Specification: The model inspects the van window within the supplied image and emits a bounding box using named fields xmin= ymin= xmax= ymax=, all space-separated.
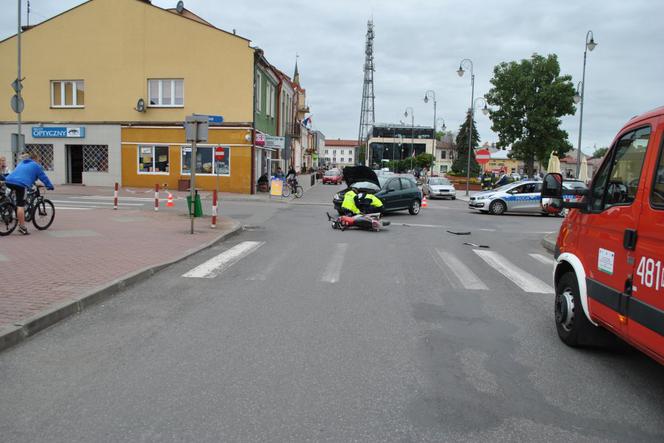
xmin=652 ymin=140 xmax=664 ymax=209
xmin=591 ymin=126 xmax=651 ymax=211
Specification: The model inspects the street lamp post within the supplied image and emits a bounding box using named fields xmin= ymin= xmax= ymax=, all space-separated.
xmin=404 ymin=107 xmax=415 ymax=171
xmin=424 ymin=90 xmax=436 ymax=177
xmin=576 ymin=30 xmax=597 ymax=177
xmin=457 ymin=59 xmax=475 ymax=196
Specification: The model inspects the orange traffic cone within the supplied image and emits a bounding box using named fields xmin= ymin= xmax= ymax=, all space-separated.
xmin=166 ymin=192 xmax=175 ymax=207
xmin=422 ymin=196 xmax=428 ymax=208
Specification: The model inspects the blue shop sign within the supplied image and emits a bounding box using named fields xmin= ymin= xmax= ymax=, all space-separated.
xmin=32 ymin=126 xmax=86 ymax=138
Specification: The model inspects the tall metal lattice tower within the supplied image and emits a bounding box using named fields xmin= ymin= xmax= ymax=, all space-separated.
xmin=357 ymin=20 xmax=375 ymax=166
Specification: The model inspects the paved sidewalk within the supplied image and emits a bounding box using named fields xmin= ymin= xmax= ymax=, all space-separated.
xmin=0 ymin=207 xmax=240 ymax=351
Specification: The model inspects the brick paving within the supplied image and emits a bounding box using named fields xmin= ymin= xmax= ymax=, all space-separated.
xmin=0 ymin=207 xmax=237 ymax=331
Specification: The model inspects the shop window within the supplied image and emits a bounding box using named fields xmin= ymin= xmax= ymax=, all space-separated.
xmin=138 ymin=146 xmax=169 ymax=173
xmin=51 ymin=80 xmax=84 ymax=107
xmin=25 ymin=144 xmax=54 ymax=171
xmin=181 ymin=146 xmax=230 ymax=176
xmin=148 ymin=79 xmax=184 ymax=107
xmin=82 ymin=145 xmax=109 ymax=172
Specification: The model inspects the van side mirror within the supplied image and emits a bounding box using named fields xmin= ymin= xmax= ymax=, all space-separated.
xmin=541 ymin=173 xmax=564 ymax=214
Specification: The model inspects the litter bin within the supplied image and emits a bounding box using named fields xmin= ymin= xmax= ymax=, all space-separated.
xmin=186 ymin=191 xmax=203 ymax=217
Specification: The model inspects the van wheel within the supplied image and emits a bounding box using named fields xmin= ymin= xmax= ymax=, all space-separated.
xmin=555 ymin=272 xmax=609 ymax=347
xmin=489 ymin=200 xmax=506 ymax=215
xmin=409 ymin=199 xmax=421 ymax=215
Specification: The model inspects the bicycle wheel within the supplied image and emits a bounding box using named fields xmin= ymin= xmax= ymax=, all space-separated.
xmin=32 ymin=198 xmax=55 ymax=230
xmin=294 ymin=186 xmax=304 ymax=198
xmin=282 ymin=185 xmax=292 ymax=198
xmin=0 ymin=202 xmax=17 ymax=236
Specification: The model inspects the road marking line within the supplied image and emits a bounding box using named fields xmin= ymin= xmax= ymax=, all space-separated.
xmin=474 ymin=250 xmax=554 ymax=294
xmin=434 ymin=249 xmax=489 ymax=290
xmin=529 ymin=253 xmax=555 ymax=266
xmin=479 ymin=228 xmax=496 ymax=232
xmin=183 ymin=241 xmax=264 ymax=279
xmin=50 ymin=200 xmax=145 ymax=207
xmin=321 ymin=243 xmax=347 ymax=283
xmin=55 ymin=206 xmax=95 ymax=210
xmin=71 ymin=196 xmax=175 ymax=202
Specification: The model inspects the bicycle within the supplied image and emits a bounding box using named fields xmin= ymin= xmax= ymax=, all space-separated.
xmin=7 ymin=185 xmax=56 ymax=231
xmin=0 ymin=181 xmax=17 ymax=236
xmin=282 ymin=178 xmax=304 ymax=198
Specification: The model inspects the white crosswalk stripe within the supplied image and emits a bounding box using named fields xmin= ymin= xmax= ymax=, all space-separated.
xmin=529 ymin=253 xmax=555 ymax=267
xmin=183 ymin=241 xmax=264 ymax=279
xmin=320 ymin=243 xmax=348 ymax=283
xmin=432 ymin=248 xmax=489 ymax=290
xmin=474 ymin=250 xmax=554 ymax=294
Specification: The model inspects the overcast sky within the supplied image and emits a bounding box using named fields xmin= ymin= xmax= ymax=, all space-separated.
xmin=2 ymin=0 xmax=663 ymax=154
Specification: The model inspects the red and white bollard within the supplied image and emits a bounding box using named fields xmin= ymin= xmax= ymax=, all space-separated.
xmin=114 ymin=182 xmax=119 ymax=210
xmin=211 ymin=190 xmax=218 ymax=228
xmin=154 ymin=184 xmax=160 ymax=211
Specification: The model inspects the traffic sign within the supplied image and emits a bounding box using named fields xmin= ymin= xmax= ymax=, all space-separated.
xmin=207 ymin=115 xmax=223 ymax=124
xmin=10 ymin=94 xmax=24 ymax=113
xmin=475 ymin=148 xmax=491 ymax=165
xmin=215 ymin=146 xmax=225 ymax=160
xmin=11 ymin=79 xmax=22 ymax=93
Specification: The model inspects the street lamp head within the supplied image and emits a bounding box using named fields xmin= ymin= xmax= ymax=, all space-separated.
xmin=441 ymin=123 xmax=446 ymax=131
xmin=482 ymin=105 xmax=489 ymax=116
xmin=573 ymin=93 xmax=582 ymax=104
xmin=457 ymin=66 xmax=465 ymax=77
xmin=404 ymin=111 xmax=408 ymax=118
xmin=587 ymin=37 xmax=597 ymax=51
xmin=423 ymin=95 xmax=429 ymax=104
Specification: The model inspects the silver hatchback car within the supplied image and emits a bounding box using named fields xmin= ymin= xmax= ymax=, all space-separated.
xmin=468 ymin=180 xmax=544 ymax=215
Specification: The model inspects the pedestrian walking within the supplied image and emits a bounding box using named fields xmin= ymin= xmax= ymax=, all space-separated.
xmin=0 ymin=155 xmax=9 ymax=179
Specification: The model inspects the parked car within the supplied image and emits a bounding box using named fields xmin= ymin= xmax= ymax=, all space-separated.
xmin=423 ymin=177 xmax=456 ymax=199
xmin=333 ymin=166 xmax=422 ymax=215
xmin=322 ymin=169 xmax=343 ymax=185
xmin=540 ymin=105 xmax=664 ymax=365
xmin=468 ymin=180 xmax=544 ymax=215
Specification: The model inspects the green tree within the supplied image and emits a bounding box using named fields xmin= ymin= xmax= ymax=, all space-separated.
xmin=485 ymin=53 xmax=576 ymax=176
xmin=592 ymin=146 xmax=609 ymax=158
xmin=452 ymin=111 xmax=481 ymax=176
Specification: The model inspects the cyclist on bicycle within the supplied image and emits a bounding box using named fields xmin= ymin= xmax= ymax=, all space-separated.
xmin=5 ymin=152 xmax=54 ymax=235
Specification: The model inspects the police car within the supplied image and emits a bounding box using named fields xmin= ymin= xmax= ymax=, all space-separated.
xmin=469 ymin=180 xmax=545 ymax=215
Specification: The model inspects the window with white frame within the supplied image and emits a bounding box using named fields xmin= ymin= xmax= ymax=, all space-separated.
xmin=256 ymin=72 xmax=262 ymax=113
xmin=51 ymin=80 xmax=84 ymax=107
xmin=138 ymin=146 xmax=169 ymax=173
xmin=181 ymin=146 xmax=230 ymax=175
xmin=148 ymin=79 xmax=184 ymax=107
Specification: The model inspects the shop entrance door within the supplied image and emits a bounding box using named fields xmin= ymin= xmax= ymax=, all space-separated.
xmin=66 ymin=145 xmax=83 ymax=184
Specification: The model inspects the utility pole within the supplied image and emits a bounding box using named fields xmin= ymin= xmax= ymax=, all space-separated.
xmin=16 ymin=0 xmax=23 ymax=165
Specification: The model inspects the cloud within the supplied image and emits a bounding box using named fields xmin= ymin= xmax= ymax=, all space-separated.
xmin=2 ymin=0 xmax=662 ymax=153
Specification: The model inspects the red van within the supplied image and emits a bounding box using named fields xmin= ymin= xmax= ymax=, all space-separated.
xmin=542 ymin=106 xmax=664 ymax=365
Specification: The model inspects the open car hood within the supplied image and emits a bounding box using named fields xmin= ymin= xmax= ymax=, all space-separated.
xmin=342 ymin=166 xmax=380 ymax=188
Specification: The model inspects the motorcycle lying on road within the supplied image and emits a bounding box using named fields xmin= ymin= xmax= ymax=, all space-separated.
xmin=326 ymin=212 xmax=390 ymax=232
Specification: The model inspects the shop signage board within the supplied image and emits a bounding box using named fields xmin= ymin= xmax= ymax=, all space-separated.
xmin=32 ymin=126 xmax=86 ymax=138
xmin=255 ymin=133 xmax=266 ymax=147
xmin=264 ymin=135 xmax=285 ymax=150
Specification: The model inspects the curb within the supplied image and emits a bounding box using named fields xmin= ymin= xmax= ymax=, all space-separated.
xmin=541 ymin=232 xmax=557 ymax=255
xmin=0 ymin=220 xmax=243 ymax=354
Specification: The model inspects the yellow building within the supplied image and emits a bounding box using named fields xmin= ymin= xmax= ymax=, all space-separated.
xmin=0 ymin=0 xmax=255 ymax=192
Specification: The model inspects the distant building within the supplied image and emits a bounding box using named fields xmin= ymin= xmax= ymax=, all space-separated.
xmin=435 ymin=134 xmax=455 ymax=174
xmin=367 ymin=123 xmax=435 ymax=170
xmin=324 ymin=139 xmax=357 ymax=168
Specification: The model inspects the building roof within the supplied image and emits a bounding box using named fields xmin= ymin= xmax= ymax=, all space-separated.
xmin=0 ymin=0 xmax=251 ymax=45
xmin=325 ymin=139 xmax=358 ymax=147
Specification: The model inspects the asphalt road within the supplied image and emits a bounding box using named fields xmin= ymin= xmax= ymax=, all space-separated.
xmin=2 ymin=183 xmax=663 ymax=442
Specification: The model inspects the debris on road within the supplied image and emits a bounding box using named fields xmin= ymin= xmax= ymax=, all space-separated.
xmin=447 ymin=230 xmax=471 ymax=235
xmin=463 ymin=242 xmax=490 ymax=249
